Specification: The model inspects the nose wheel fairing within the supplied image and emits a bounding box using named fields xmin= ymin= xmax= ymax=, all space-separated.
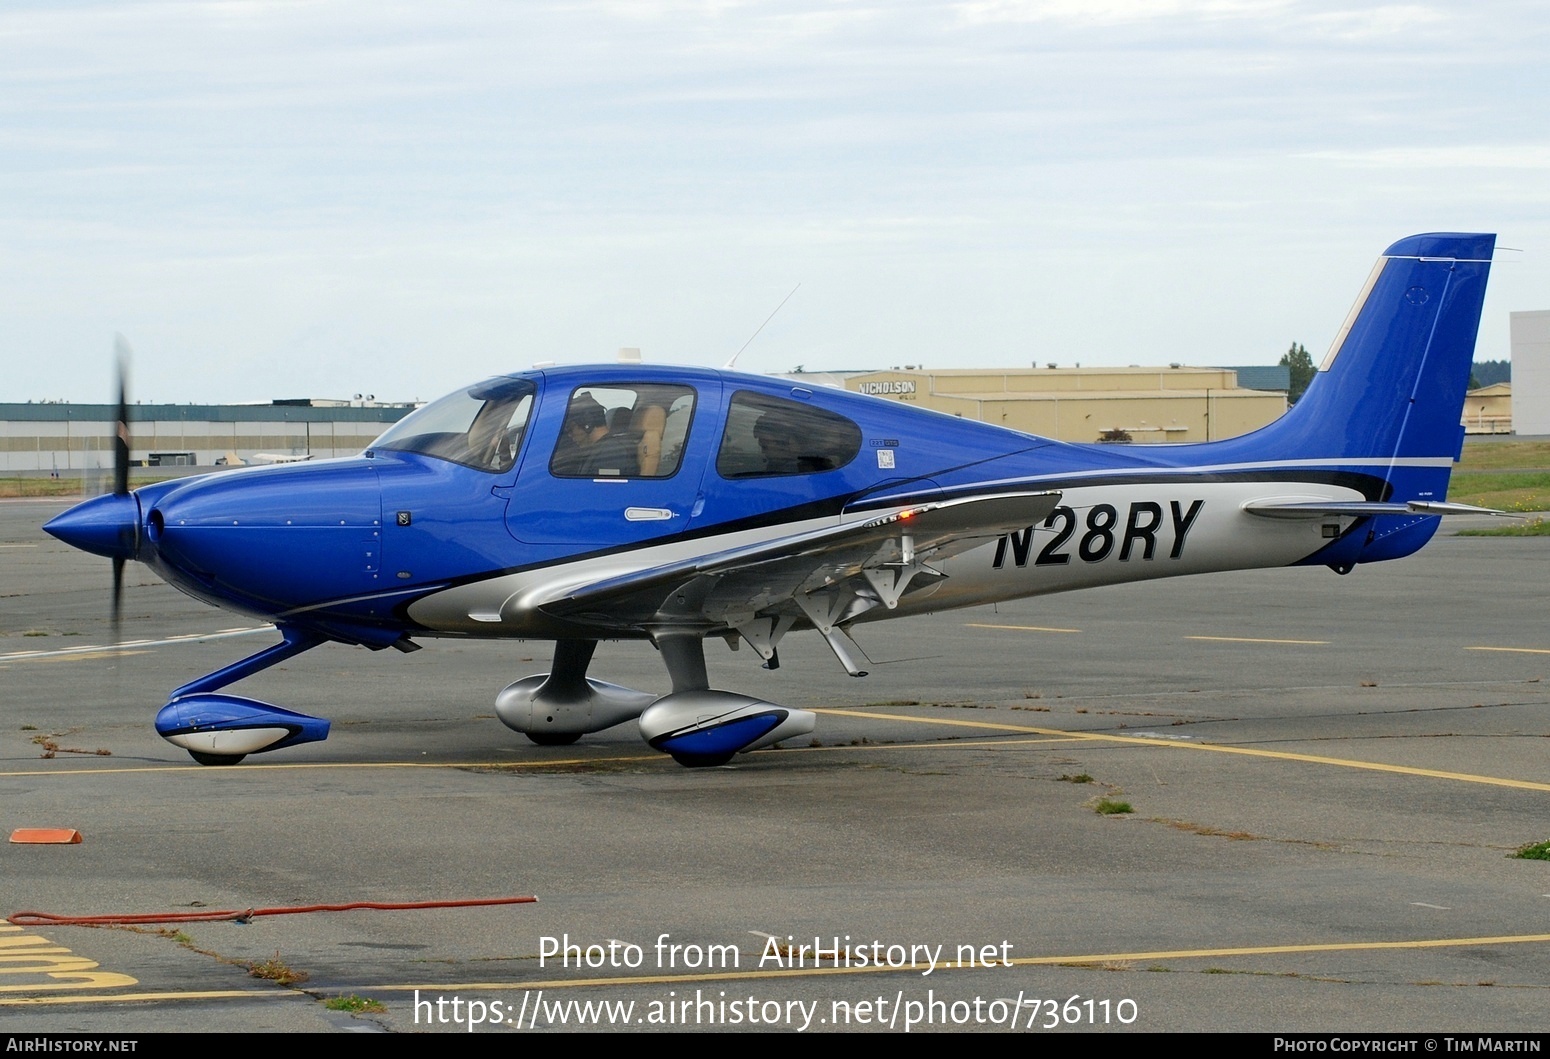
xmin=155 ymin=625 xmax=333 ymax=765
xmin=156 ymin=695 xmax=332 ymax=762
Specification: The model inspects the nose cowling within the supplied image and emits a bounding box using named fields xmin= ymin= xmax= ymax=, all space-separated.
xmin=43 ymin=492 xmax=141 ymax=561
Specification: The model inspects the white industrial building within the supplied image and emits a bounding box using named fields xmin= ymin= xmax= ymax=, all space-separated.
xmin=0 ymin=401 xmax=414 ymax=473
xmin=1511 ymin=311 xmax=1550 ymax=436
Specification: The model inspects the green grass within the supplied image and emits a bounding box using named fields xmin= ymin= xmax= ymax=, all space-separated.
xmin=1513 ymin=840 xmax=1550 ymax=861
xmin=1448 ymin=442 xmax=1550 ymax=512
xmin=1094 ymin=798 xmax=1133 ymax=815
xmin=1446 ymin=471 xmax=1550 ymax=512
xmin=1459 ymin=440 xmax=1550 ymax=472
xmin=1457 ymin=518 xmax=1550 ymax=538
xmin=325 ymin=995 xmax=386 ymax=1013
xmin=0 ymin=476 xmax=164 ymax=499
xmin=247 ymin=952 xmax=309 ymax=986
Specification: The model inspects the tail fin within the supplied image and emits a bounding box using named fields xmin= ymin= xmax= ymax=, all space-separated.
xmin=1244 ymin=232 xmax=1494 ymax=463
xmin=1220 ymin=233 xmax=1495 ymax=566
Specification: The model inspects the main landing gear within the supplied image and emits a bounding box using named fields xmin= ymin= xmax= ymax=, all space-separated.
xmin=496 ymin=634 xmax=816 ymax=767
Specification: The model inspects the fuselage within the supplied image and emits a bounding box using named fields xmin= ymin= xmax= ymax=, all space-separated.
xmin=67 ymin=363 xmax=1425 ymax=648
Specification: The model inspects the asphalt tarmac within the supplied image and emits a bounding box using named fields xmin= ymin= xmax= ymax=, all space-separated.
xmin=3 ymin=497 xmax=1549 ymax=1034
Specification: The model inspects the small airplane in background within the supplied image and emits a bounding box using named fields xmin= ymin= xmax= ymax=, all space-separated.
xmin=46 ymin=233 xmax=1499 ymax=768
xmin=217 ymin=452 xmax=315 ymax=467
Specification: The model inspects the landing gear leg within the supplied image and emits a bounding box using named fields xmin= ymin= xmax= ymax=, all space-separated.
xmin=522 ymin=640 xmax=597 ymax=745
xmin=655 ymin=633 xmax=710 ymax=694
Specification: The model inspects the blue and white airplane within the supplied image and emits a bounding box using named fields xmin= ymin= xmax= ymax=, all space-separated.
xmin=46 ymin=232 xmax=1497 ymax=768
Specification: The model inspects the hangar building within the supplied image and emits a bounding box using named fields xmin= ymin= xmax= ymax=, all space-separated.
xmin=0 ymin=400 xmax=413 ymax=474
xmin=831 ymin=365 xmax=1289 ymax=444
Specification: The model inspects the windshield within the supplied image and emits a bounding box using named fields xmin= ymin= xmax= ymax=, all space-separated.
xmin=371 ymin=377 xmax=536 ymax=473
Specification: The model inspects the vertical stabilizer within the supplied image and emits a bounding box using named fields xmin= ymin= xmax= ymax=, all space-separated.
xmin=1201 ymin=234 xmax=1494 ymax=566
xmin=1241 ymin=232 xmax=1494 ymax=463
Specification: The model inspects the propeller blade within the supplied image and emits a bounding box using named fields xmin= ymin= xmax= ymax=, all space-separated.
xmin=113 ymin=335 xmax=132 ymax=497
xmin=110 ymin=336 xmax=134 ymax=653
xmin=112 ymin=555 xmax=125 ymax=646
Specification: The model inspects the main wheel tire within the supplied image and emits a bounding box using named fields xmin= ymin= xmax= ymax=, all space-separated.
xmin=670 ymin=751 xmax=734 ymax=768
xmin=526 ymin=731 xmax=582 ymax=746
xmin=189 ymin=751 xmax=246 ymax=766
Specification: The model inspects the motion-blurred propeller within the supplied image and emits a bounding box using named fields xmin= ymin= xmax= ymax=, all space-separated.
xmin=111 ymin=334 xmax=132 ymax=640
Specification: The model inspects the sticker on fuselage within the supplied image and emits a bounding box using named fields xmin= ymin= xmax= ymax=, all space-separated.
xmin=992 ymin=500 xmax=1205 ymax=569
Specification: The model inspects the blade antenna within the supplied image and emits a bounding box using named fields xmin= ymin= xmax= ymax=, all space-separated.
xmin=723 ymin=283 xmax=800 ymax=370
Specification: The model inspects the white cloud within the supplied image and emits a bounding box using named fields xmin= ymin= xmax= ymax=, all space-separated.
xmin=953 ymin=0 xmax=1292 ymax=26
xmin=1300 ymin=145 xmax=1550 ymax=170
xmin=0 ymin=0 xmax=1545 ymax=401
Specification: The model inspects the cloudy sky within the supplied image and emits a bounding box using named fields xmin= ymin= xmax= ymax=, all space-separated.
xmin=1 ymin=0 xmax=1545 ymax=404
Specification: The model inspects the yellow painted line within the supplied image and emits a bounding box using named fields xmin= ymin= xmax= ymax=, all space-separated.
xmin=0 ymin=925 xmax=137 ymax=996
xmin=0 ymin=977 xmax=139 ymax=995
xmin=966 ymin=623 xmax=1081 ymax=634
xmin=1186 ymin=636 xmax=1329 ymax=646
xmin=1014 ymin=932 xmax=1550 ymax=965
xmin=9 ymin=708 xmax=1545 ymax=795
xmin=798 ymin=735 xmax=1080 ymax=751
xmin=2 ymin=738 xmax=1083 ymax=780
xmin=0 ymin=756 xmax=664 ymax=779
xmin=816 ymin=709 xmax=1550 ymax=793
xmin=0 ymin=989 xmax=286 ymax=1007
xmin=23 ymin=650 xmax=151 ymax=664
xmin=1468 ymin=646 xmax=1550 ymax=656
xmin=12 ymin=932 xmax=1550 ymax=1005
xmin=366 ymin=931 xmax=1550 ymax=993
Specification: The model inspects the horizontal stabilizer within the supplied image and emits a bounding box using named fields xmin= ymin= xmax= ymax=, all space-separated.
xmin=1242 ymin=498 xmax=1504 ymax=519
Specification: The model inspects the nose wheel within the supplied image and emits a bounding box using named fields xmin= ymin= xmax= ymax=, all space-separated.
xmin=525 ymin=732 xmax=582 ymax=746
xmin=188 ymin=751 xmax=247 ymax=767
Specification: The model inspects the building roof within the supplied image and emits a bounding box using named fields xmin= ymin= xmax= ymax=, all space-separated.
xmin=0 ymin=402 xmax=414 ymax=424
xmin=1217 ymin=365 xmax=1291 ymax=392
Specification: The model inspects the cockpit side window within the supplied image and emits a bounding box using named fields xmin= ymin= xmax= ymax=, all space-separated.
xmin=550 ymin=384 xmax=696 ymax=479
xmin=371 ymin=378 xmax=535 ymax=473
xmin=716 ymin=391 xmax=862 ymax=479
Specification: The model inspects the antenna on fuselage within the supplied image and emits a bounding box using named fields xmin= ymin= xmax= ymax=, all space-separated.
xmin=723 ymin=284 xmax=800 ymax=370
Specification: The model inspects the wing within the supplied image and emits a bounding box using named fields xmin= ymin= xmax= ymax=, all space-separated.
xmin=538 ymin=490 xmax=1062 ymax=649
